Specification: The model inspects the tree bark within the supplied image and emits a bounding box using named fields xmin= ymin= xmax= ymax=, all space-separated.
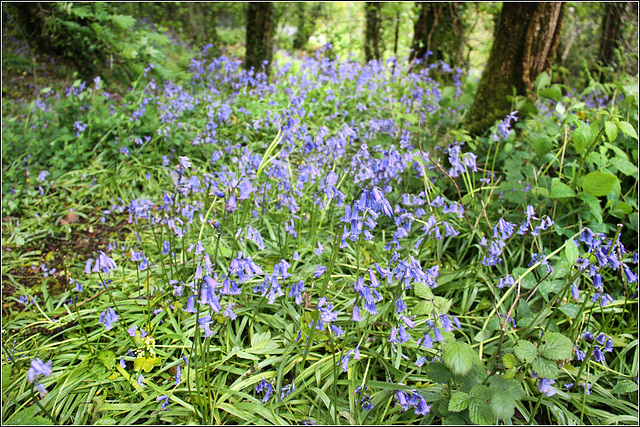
xmin=364 ymin=2 xmax=382 ymax=62
xmin=408 ymin=2 xmax=467 ymax=68
xmin=598 ymin=2 xmax=628 ymax=79
xmin=245 ymin=2 xmax=274 ymax=76
xmin=466 ymin=2 xmax=565 ymax=135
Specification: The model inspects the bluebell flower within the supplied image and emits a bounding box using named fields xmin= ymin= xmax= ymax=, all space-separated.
xmin=537 ymin=378 xmax=557 ymax=397
xmin=99 ymin=307 xmax=119 ymax=330
xmin=93 ymin=251 xmax=117 ymax=275
xmin=137 ymin=373 xmax=146 ymax=388
xmin=175 ymin=364 xmax=181 ymax=385
xmin=352 ymin=305 xmax=362 ymax=321
xmin=313 ymin=265 xmax=326 ymax=278
xmin=119 ymin=358 xmax=126 ymax=369
xmin=255 ymin=378 xmax=274 ymax=403
xmin=27 ymin=358 xmax=52 ymax=383
xmin=415 ymin=356 xmax=427 ymax=367
xmin=157 ymin=395 xmax=170 ymax=409
xmin=570 ymin=285 xmax=580 ymax=301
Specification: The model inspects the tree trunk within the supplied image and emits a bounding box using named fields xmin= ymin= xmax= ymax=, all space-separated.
xmin=466 ymin=3 xmax=565 ymax=136
xmin=245 ymin=2 xmax=274 ymax=76
xmin=597 ymin=2 xmax=628 ymax=80
xmin=364 ymin=2 xmax=382 ymax=62
xmin=408 ymin=2 xmax=467 ymax=67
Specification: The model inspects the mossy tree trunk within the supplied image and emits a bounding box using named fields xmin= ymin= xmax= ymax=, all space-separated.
xmin=245 ymin=2 xmax=274 ymax=77
xmin=364 ymin=2 xmax=382 ymax=62
xmin=466 ymin=2 xmax=565 ymax=136
xmin=408 ymin=2 xmax=468 ymax=68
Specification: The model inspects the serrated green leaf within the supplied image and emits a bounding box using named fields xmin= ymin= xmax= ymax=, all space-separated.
xmin=605 ymin=120 xmax=618 ymax=142
xmin=5 ymin=406 xmax=50 ymax=425
xmin=414 ymin=282 xmax=434 ymax=300
xmin=534 ymin=135 xmax=553 ymax=157
xmin=531 ymin=357 xmax=558 ymax=379
xmin=540 ymin=331 xmax=573 ymax=360
xmin=448 ymin=392 xmax=470 ymax=412
xmin=488 ymin=376 xmax=525 ymax=400
xmin=581 ymin=171 xmax=618 ymax=197
xmin=504 ymin=366 xmax=517 ymax=379
xmin=490 ymin=392 xmax=516 ymax=421
xmin=550 ymin=178 xmax=575 ymax=198
xmin=573 ymin=122 xmax=593 ymax=152
xmin=426 ymin=362 xmax=452 ymax=383
xmin=611 ymin=157 xmax=638 ymax=176
xmin=612 ymin=380 xmax=639 ymax=394
xmin=617 ymin=121 xmax=638 ymax=139
xmin=470 ymin=384 xmax=492 ymax=401
xmin=469 ymin=400 xmax=494 ymax=425
xmin=443 ymin=341 xmax=474 ymax=377
xmin=514 ymin=340 xmax=538 ymax=363
xmin=111 ymin=14 xmax=136 ymax=29
xmin=413 ymin=300 xmax=434 ymax=315
xmin=503 ymin=353 xmax=516 ymax=369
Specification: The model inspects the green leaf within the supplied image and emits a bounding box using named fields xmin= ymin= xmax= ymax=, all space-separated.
xmin=540 ymin=86 xmax=562 ymax=102
xmin=111 ymin=14 xmax=136 ymax=29
xmin=443 ymin=341 xmax=475 ymax=377
xmin=490 ymin=392 xmax=516 ymax=421
xmin=610 ymin=201 xmax=633 ymax=219
xmin=534 ymin=135 xmax=553 ymax=157
xmin=617 ymin=121 xmax=638 ymax=139
xmin=531 ymin=357 xmax=559 ymax=379
xmin=97 ymin=350 xmax=116 ymax=370
xmin=611 ymin=157 xmax=638 ymax=176
xmin=5 ymin=406 xmax=50 ymax=425
xmin=578 ymin=193 xmax=602 ymax=223
xmin=426 ymin=362 xmax=452 ymax=383
xmin=469 ymin=400 xmax=494 ymax=425
xmin=540 ymin=331 xmax=573 ymax=360
xmin=558 ymin=303 xmax=580 ymax=318
xmin=535 ymin=71 xmax=551 ymax=91
xmin=487 ymin=376 xmax=524 ymax=400
xmin=604 ymin=120 xmax=619 ymax=142
xmin=414 ymin=282 xmax=434 ymax=300
xmin=612 ymin=380 xmax=639 ymax=394
xmin=573 ymin=122 xmax=593 ymax=152
xmin=133 ymin=356 xmax=162 ymax=373
xmin=503 ymin=354 xmax=516 ymax=369
xmin=564 ymin=239 xmax=579 ymax=265
xmin=514 ymin=340 xmax=538 ymax=363
xmin=550 ymin=178 xmax=575 ymax=198
xmin=504 ymin=366 xmax=517 ymax=379
xmin=448 ymin=392 xmax=471 ymax=412
xmin=2 ymin=365 xmax=11 ymax=388
xmin=413 ymin=300 xmax=434 ymax=315
xmin=581 ymin=171 xmax=618 ymax=197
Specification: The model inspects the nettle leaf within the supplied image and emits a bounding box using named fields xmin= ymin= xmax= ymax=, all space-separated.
xmin=414 ymin=282 xmax=434 ymax=300
xmin=581 ymin=171 xmax=618 ymax=197
xmin=550 ymin=178 xmax=575 ymax=198
xmin=604 ymin=120 xmax=619 ymax=143
xmin=443 ymin=341 xmax=475 ymax=377
xmin=540 ymin=331 xmax=573 ymax=360
xmin=514 ymin=340 xmax=538 ymax=363
xmin=490 ymin=392 xmax=516 ymax=421
xmin=572 ymin=122 xmax=593 ymax=152
xmin=426 ymin=362 xmax=452 ymax=383
xmin=448 ymin=391 xmax=471 ymax=412
xmin=531 ymin=357 xmax=558 ymax=379
xmin=617 ymin=121 xmax=638 ymax=139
